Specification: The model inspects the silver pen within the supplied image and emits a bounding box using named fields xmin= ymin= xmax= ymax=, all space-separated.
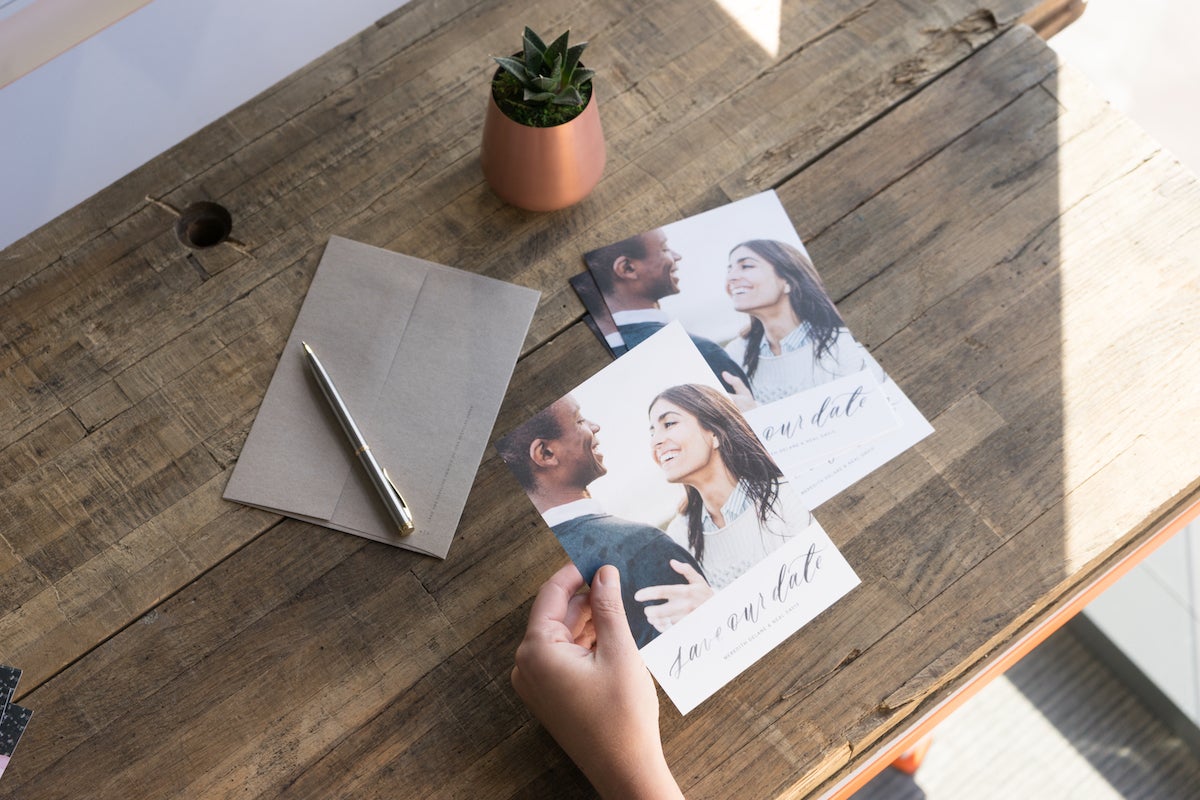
xmin=301 ymin=342 xmax=415 ymax=535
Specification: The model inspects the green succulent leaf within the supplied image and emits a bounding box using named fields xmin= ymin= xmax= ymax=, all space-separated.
xmin=544 ymin=30 xmax=570 ymax=68
xmin=493 ymin=55 xmax=530 ymax=83
xmin=523 ymin=26 xmax=547 ymax=52
xmin=563 ymin=42 xmax=587 ymax=75
xmin=552 ymin=87 xmax=584 ymax=106
xmin=522 ymin=31 xmax=544 ymax=74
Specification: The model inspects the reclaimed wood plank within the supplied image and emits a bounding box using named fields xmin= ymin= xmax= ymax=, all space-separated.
xmin=4 ymin=3 xmax=1196 ymax=799
xmin=0 ymin=0 xmax=1040 ymax=701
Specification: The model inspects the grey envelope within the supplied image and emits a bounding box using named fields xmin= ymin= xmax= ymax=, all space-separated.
xmin=223 ymin=236 xmax=539 ymax=558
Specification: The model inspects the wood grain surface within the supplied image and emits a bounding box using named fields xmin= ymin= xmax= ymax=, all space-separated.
xmin=2 ymin=0 xmax=1198 ymax=797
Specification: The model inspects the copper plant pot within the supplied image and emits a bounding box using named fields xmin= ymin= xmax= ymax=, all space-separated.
xmin=480 ymin=86 xmax=606 ymax=212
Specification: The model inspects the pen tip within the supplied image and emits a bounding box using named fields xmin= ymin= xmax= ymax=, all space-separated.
xmin=301 ymin=341 xmax=313 ymax=354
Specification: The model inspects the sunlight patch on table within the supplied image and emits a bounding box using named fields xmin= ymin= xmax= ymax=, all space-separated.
xmin=714 ymin=0 xmax=781 ymax=57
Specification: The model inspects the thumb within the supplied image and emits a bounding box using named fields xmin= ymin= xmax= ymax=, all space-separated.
xmin=590 ymin=565 xmax=638 ymax=661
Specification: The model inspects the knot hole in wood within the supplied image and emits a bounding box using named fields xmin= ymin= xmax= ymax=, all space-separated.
xmin=175 ymin=201 xmax=232 ymax=249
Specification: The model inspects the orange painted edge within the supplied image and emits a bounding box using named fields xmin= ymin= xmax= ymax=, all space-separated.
xmin=818 ymin=493 xmax=1200 ymax=800
xmin=889 ymin=733 xmax=933 ymax=775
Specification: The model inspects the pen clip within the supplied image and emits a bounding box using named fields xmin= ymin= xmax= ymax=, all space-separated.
xmin=382 ymin=467 xmax=416 ymax=535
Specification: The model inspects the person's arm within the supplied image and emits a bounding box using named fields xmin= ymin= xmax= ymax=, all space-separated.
xmin=512 ymin=564 xmax=684 ymax=800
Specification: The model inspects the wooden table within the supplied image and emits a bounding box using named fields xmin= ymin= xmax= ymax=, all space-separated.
xmin=3 ymin=1 xmax=1199 ymax=797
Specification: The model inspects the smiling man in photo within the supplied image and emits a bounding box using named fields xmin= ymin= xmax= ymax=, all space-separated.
xmin=497 ymin=394 xmax=709 ymax=647
xmin=586 ymin=229 xmax=751 ymax=396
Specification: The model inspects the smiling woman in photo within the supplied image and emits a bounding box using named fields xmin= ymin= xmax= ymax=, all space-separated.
xmin=633 ymin=384 xmax=813 ymax=630
xmin=723 ymin=239 xmax=882 ymax=403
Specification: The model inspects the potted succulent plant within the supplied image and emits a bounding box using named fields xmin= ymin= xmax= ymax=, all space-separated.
xmin=480 ymin=27 xmax=606 ymax=212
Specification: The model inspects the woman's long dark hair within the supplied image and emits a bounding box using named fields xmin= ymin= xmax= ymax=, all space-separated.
xmin=731 ymin=240 xmax=845 ymax=379
xmin=648 ymin=384 xmax=782 ymax=563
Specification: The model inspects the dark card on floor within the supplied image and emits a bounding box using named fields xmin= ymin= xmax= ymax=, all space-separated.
xmin=0 ymin=702 xmax=33 ymax=779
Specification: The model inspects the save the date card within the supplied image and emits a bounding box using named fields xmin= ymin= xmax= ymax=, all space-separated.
xmin=581 ymin=190 xmax=932 ymax=507
xmin=497 ymin=324 xmax=859 ymax=713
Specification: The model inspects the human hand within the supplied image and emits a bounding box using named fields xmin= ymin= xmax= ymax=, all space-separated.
xmin=512 ymin=563 xmax=684 ymax=800
xmin=634 ymin=559 xmax=715 ymax=632
xmin=723 ymin=372 xmax=757 ymax=411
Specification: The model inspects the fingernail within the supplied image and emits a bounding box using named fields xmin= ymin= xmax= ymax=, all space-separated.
xmin=596 ymin=564 xmax=618 ymax=586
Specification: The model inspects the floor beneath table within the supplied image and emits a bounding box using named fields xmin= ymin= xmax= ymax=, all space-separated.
xmin=854 ymin=623 xmax=1200 ymax=799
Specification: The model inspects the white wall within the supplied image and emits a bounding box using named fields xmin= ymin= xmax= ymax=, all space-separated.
xmin=0 ymin=0 xmax=156 ymax=87
xmin=0 ymin=0 xmax=411 ymax=250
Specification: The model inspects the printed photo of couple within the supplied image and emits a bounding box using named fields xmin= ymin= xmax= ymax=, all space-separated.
xmin=579 ymin=190 xmax=887 ymax=411
xmin=496 ymin=325 xmax=817 ymax=649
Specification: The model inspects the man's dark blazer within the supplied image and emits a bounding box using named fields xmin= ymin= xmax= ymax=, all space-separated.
xmin=553 ymin=513 xmax=706 ymax=648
